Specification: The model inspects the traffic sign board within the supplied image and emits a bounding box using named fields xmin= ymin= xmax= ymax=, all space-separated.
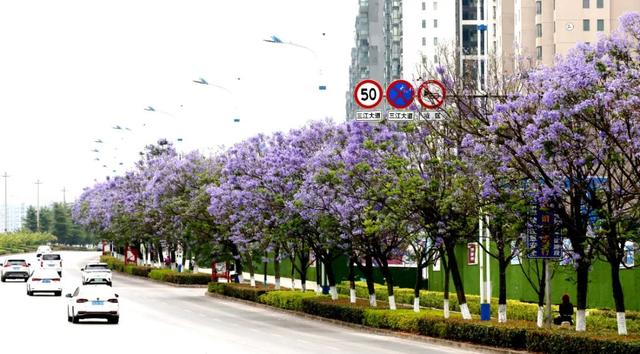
xmin=386 ymin=80 xmax=415 ymax=109
xmin=417 ymin=80 xmax=446 ymax=109
xmin=354 ymin=80 xmax=383 ymax=109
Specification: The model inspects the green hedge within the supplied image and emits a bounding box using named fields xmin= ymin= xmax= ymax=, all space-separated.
xmin=206 ymin=283 xmax=640 ymax=353
xmin=147 ymin=269 xmax=210 ymax=284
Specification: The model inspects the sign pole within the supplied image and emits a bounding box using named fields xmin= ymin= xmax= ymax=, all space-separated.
xmin=545 ymin=259 xmax=551 ymax=328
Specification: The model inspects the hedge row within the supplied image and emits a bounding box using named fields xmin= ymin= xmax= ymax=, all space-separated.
xmin=336 ymin=281 xmax=640 ymax=333
xmin=207 ymin=283 xmax=640 ymax=354
xmin=100 ymin=255 xmax=209 ymax=284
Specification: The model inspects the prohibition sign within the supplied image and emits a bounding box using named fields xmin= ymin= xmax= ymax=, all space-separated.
xmin=386 ymin=80 xmax=415 ymax=109
xmin=354 ymin=79 xmax=383 ymax=109
xmin=417 ymin=80 xmax=446 ymax=109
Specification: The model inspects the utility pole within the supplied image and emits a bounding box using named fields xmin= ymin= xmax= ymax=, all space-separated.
xmin=61 ymin=187 xmax=66 ymax=205
xmin=2 ymin=172 xmax=8 ymax=232
xmin=35 ymin=179 xmax=43 ymax=232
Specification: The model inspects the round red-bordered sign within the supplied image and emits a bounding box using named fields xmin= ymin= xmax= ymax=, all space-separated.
xmin=417 ymin=80 xmax=446 ymax=109
xmin=354 ymin=79 xmax=383 ymax=109
xmin=385 ymin=80 xmax=415 ymax=109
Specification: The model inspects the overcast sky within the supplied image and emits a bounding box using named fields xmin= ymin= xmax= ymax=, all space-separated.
xmin=0 ymin=0 xmax=358 ymax=207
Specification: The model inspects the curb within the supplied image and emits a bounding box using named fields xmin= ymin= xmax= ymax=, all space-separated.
xmin=112 ymin=270 xmax=208 ymax=288
xmin=204 ymin=292 xmax=528 ymax=354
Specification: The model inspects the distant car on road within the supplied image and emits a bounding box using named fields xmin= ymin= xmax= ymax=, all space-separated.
xmin=1 ymin=258 xmax=31 ymax=282
xmin=26 ymin=269 xmax=62 ymax=296
xmin=66 ymin=285 xmax=119 ymax=324
xmin=81 ymin=262 xmax=112 ymax=286
xmin=40 ymin=253 xmax=63 ymax=276
xmin=35 ymin=245 xmax=52 ymax=260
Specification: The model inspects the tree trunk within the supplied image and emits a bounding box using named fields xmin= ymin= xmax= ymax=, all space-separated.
xmin=498 ymin=252 xmax=508 ymax=323
xmin=246 ymin=252 xmax=255 ymax=287
xmin=157 ymin=242 xmax=164 ymax=267
xmin=446 ymin=242 xmax=471 ymax=319
xmin=263 ymin=251 xmax=268 ymax=289
xmin=274 ymin=249 xmax=281 ymax=290
xmin=575 ymin=260 xmax=589 ymax=331
xmin=348 ymin=255 xmax=357 ymax=303
xmin=316 ymin=255 xmax=323 ymax=294
xmin=325 ymin=258 xmax=338 ymax=300
xmin=378 ymin=258 xmax=396 ymax=310
xmin=362 ymin=255 xmax=377 ymax=307
xmin=414 ymin=261 xmax=423 ymax=312
xmin=298 ymin=251 xmax=308 ymax=292
xmin=610 ymin=259 xmax=627 ymax=335
xmin=290 ymin=254 xmax=296 ymax=289
xmin=443 ymin=252 xmax=451 ymax=319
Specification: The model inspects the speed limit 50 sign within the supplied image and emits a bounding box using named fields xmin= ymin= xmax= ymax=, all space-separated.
xmin=354 ymin=79 xmax=383 ymax=109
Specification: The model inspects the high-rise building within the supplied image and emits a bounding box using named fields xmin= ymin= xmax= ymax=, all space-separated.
xmin=0 ymin=204 xmax=27 ymax=232
xmin=346 ymin=0 xmax=404 ymax=120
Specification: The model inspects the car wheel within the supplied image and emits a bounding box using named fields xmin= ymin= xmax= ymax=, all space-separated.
xmin=1 ymin=276 xmax=5 ymax=282
xmin=108 ymin=316 xmax=119 ymax=324
xmin=27 ymin=290 xmax=32 ymax=296
xmin=24 ymin=278 xmax=28 ymax=282
xmin=67 ymin=315 xmax=72 ymax=322
xmin=55 ymin=291 xmax=62 ymax=296
xmin=72 ymin=315 xmax=79 ymax=324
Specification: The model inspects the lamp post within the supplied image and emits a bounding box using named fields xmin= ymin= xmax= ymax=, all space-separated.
xmin=192 ymin=77 xmax=241 ymax=123
xmin=35 ymin=179 xmax=43 ymax=232
xmin=263 ymin=34 xmax=327 ymax=119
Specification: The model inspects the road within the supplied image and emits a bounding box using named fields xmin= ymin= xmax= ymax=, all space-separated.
xmin=0 ymin=251 xmax=483 ymax=354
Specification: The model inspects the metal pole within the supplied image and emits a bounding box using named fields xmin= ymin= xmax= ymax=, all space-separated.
xmin=2 ymin=172 xmax=8 ymax=232
xmin=35 ymin=179 xmax=43 ymax=232
xmin=479 ymin=212 xmax=485 ymax=304
xmin=61 ymin=187 xmax=66 ymax=205
xmin=545 ymin=259 xmax=552 ymax=328
xmin=485 ymin=215 xmax=491 ymax=300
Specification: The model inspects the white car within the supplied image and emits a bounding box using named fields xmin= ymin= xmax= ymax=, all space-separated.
xmin=26 ymin=269 xmax=62 ymax=296
xmin=1 ymin=258 xmax=31 ymax=282
xmin=66 ymin=285 xmax=119 ymax=324
xmin=40 ymin=253 xmax=63 ymax=276
xmin=81 ymin=263 xmax=112 ymax=286
xmin=35 ymin=245 xmax=52 ymax=260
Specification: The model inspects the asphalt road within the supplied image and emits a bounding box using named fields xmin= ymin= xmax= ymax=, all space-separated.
xmin=0 ymin=251 xmax=483 ymax=354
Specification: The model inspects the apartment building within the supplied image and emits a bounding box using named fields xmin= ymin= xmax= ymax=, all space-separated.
xmin=518 ymin=0 xmax=640 ymax=67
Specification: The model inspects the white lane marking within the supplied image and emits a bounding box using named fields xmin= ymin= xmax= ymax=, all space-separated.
xmin=296 ymin=338 xmax=311 ymax=345
xmin=184 ymin=309 xmax=193 ymax=313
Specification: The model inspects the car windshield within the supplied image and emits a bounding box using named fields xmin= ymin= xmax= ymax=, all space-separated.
xmin=42 ymin=254 xmax=61 ymax=260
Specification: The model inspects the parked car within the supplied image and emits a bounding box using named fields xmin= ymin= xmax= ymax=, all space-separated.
xmin=1 ymin=258 xmax=31 ymax=282
xmin=81 ymin=262 xmax=112 ymax=286
xmin=35 ymin=245 xmax=52 ymax=260
xmin=26 ymin=269 xmax=61 ymax=296
xmin=40 ymin=253 xmax=63 ymax=276
xmin=66 ymin=285 xmax=119 ymax=324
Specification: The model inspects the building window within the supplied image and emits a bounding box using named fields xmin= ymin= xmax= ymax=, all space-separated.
xmin=463 ymin=0 xmax=478 ymax=20
xmin=422 ymin=2 xmax=426 ymax=10
xmin=434 ymin=37 xmax=438 ymax=45
xmin=462 ymin=25 xmax=478 ymax=55
xmin=597 ymin=19 xmax=604 ymax=31
xmin=422 ymin=37 xmax=427 ymax=46
xmin=583 ymin=19 xmax=590 ymax=31
xmin=536 ymin=1 xmax=542 ymax=15
xmin=536 ymin=24 xmax=542 ymax=37
xmin=422 ymin=19 xmax=426 ymax=28
xmin=433 ymin=2 xmax=438 ymax=10
xmin=583 ymin=0 xmax=589 ymax=8
xmin=597 ymin=0 xmax=603 ymax=8
xmin=434 ymin=19 xmax=438 ymax=28
xmin=536 ymin=46 xmax=542 ymax=60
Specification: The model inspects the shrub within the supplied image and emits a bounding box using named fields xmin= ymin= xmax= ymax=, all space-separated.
xmin=301 ymin=297 xmax=365 ymax=325
xmin=208 ymin=282 xmax=272 ymax=302
xmin=258 ymin=291 xmax=318 ymax=311
xmin=163 ymin=272 xmax=211 ymax=285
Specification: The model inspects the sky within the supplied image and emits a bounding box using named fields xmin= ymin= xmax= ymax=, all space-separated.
xmin=0 ymin=0 xmax=359 ymax=207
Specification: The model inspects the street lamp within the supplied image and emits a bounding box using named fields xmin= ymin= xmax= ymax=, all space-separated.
xmin=263 ymin=34 xmax=327 ymax=118
xmin=192 ymin=77 xmax=241 ymax=123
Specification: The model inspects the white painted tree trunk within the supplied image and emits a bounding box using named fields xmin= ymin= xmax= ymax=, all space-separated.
xmin=274 ymin=278 xmax=280 ymax=290
xmin=617 ymin=312 xmax=628 ymax=335
xmin=388 ymin=295 xmax=397 ymax=310
xmin=413 ymin=297 xmax=420 ymax=312
xmin=291 ymin=278 xmax=296 ymax=289
xmin=460 ymin=303 xmax=472 ymax=320
xmin=250 ymin=275 xmax=256 ymax=287
xmin=330 ymin=286 xmax=338 ymax=300
xmin=350 ymin=289 xmax=357 ymax=303
xmin=443 ymin=299 xmax=450 ymax=319
xmin=237 ymin=274 xmax=243 ymax=283
xmin=301 ymin=283 xmax=306 ymax=292
xmin=369 ymin=294 xmax=377 ymax=307
xmin=576 ymin=310 xmax=586 ymax=331
xmin=537 ymin=306 xmax=543 ymax=328
xmin=315 ymin=284 xmax=323 ymax=295
xmin=498 ymin=304 xmax=507 ymax=323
